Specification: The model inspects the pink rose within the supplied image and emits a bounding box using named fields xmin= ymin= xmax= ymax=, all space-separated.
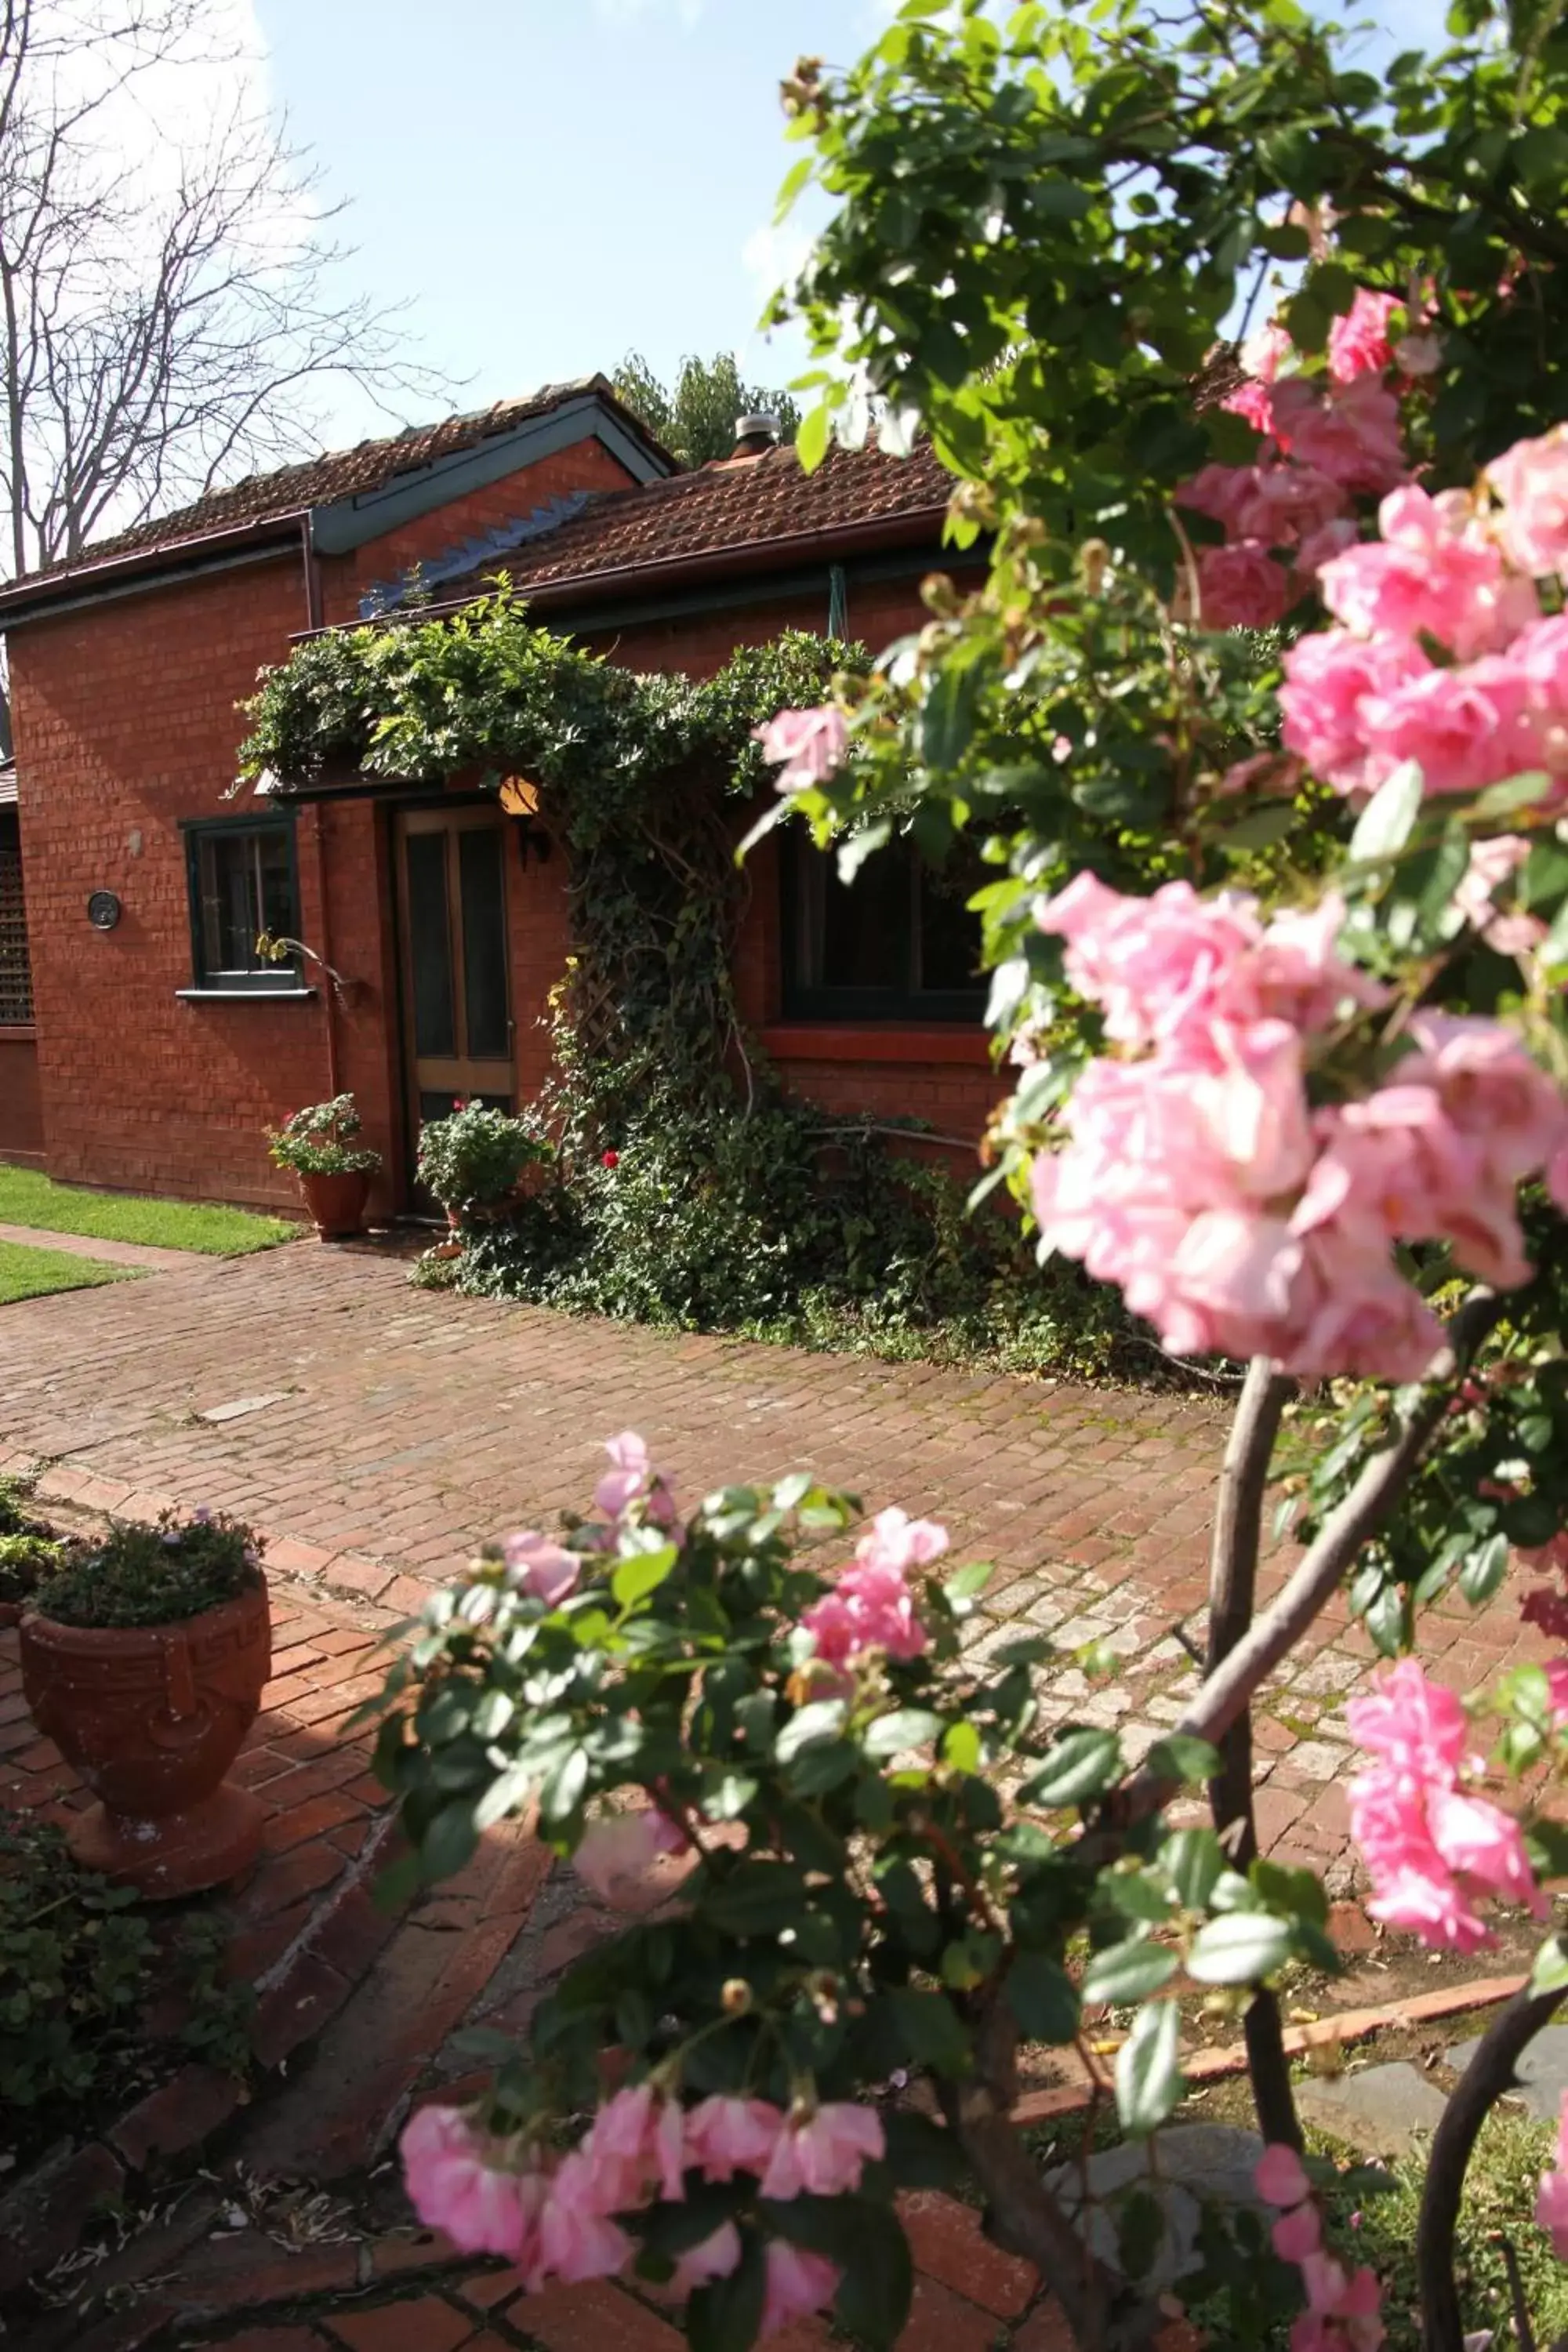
xmin=758 ymin=2103 xmax=885 ymax=2200
xmin=1454 ymin=834 xmax=1544 ymax=956
xmin=401 ymin=2104 xmax=543 ymax=2260
xmin=572 ymin=1807 xmax=689 ymax=1905
xmin=1036 ymin=875 xmax=1258 ymax=1050
xmin=594 ymin=1428 xmax=681 ymax=1534
xmin=1279 ymin=627 xmax=1428 ymax=794
xmin=684 ymin=2096 xmax=785 ymax=2182
xmin=535 ymin=2151 xmax=636 ymax=2283
xmin=1487 ymin=423 xmax=1568 ymax=577
xmin=671 ymin=2220 xmax=742 ymax=2297
xmin=855 ymin=1504 xmax=949 ymax=1574
xmin=1328 ymin=288 xmax=1401 ymax=383
xmin=1195 ymin=539 xmax=1294 ymax=629
xmin=1254 ymin=2143 xmax=1312 ymax=2208
xmin=1537 ymin=2161 xmax=1568 ymax=2260
xmin=802 ymin=1555 xmax=929 ymax=1665
xmin=753 ymin=705 xmax=849 ymax=793
xmin=1278 ymin=1232 xmax=1446 ymax=1384
xmin=760 ymin=2240 xmax=840 ymax=2337
xmin=1357 ymin=657 xmax=1534 ymax=797
xmin=579 ymin=2082 xmax=688 ymax=2210
xmin=1176 ymin=463 xmax=1258 ymax=535
xmin=1270 ymin=375 xmax=1407 ymax=496
xmin=1295 ymin=516 xmax=1360 ymax=581
xmin=1345 ymin=1658 xmax=1467 ymax=1777
xmin=1234 ymin=463 xmax=1350 ymax=550
xmin=501 ymin=1530 xmax=580 ymax=1606
xmin=1428 ymin=1788 xmax=1545 ymax=1915
xmin=1401 ymin=1011 xmax=1568 ymax=1182
xmin=1319 ymin=485 xmax=1537 ymax=659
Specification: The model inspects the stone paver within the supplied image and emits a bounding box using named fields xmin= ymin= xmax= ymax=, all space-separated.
xmin=1448 ymin=2022 xmax=1568 ymax=2123
xmin=0 ymin=1236 xmax=1556 ymax=1908
xmin=1294 ymin=2060 xmax=1450 ymax=2157
xmin=0 ymin=1218 xmax=198 ymax=1269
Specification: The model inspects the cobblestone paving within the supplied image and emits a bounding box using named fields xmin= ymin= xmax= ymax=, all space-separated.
xmin=0 ymin=1236 xmax=1552 ymax=1904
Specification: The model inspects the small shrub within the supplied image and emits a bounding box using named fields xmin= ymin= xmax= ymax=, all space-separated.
xmin=0 ymin=1811 xmax=252 ymax=2163
xmin=0 ymin=1476 xmax=67 ymax=1605
xmin=416 ymin=1101 xmax=551 ymax=1217
xmin=32 ymin=1511 xmax=264 ymax=1629
xmin=266 ymin=1092 xmax=380 ymax=1177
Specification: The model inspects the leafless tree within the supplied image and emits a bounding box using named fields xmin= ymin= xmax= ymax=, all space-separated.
xmin=0 ymin=0 xmax=442 ymax=580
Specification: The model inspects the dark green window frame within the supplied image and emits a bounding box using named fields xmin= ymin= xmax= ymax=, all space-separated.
xmin=780 ymin=826 xmax=986 ymax=1023
xmin=181 ymin=814 xmax=303 ymax=993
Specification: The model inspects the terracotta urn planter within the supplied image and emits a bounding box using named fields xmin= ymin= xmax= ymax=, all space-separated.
xmin=19 ymin=1581 xmax=272 ymax=1897
xmin=297 ymin=1166 xmax=371 ymax=1240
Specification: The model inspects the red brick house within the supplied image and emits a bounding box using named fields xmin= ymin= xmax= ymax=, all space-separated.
xmin=0 ymin=377 xmax=993 ymax=1213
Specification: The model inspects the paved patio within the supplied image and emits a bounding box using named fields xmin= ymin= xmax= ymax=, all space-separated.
xmin=0 ymin=1236 xmax=1554 ymax=2349
xmin=0 ymin=1233 xmax=1549 ymax=1898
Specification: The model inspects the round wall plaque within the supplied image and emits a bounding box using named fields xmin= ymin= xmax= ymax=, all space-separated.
xmin=86 ymin=890 xmax=122 ymax=931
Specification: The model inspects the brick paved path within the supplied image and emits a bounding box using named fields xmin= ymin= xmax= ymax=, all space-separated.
xmin=0 ymin=1235 xmax=1554 ymax=1902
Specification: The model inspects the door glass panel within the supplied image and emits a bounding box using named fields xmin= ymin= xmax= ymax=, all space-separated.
xmin=815 ymin=847 xmax=906 ymax=992
xmin=405 ymin=832 xmax=456 ymax=1058
xmin=459 ymin=826 xmax=509 ymax=1059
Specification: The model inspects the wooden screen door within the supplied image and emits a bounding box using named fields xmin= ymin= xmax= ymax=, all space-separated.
xmin=395 ymin=808 xmax=515 ymax=1129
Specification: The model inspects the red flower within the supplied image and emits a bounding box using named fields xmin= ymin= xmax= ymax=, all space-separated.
xmin=601 ymin=1150 xmax=619 ymax=1169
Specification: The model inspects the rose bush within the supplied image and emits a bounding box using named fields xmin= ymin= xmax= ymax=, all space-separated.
xmin=356 ymin=3 xmax=1568 ymax=2347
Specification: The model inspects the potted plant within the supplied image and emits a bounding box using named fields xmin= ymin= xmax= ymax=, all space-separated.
xmin=416 ymin=1100 xmax=552 ymax=1232
xmin=19 ymin=1511 xmax=271 ymax=1899
xmin=0 ymin=1475 xmax=68 ymax=1627
xmin=267 ymin=1091 xmax=380 ymax=1238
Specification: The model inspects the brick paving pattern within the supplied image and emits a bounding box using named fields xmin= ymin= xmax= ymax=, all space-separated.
xmin=0 ymin=1238 xmax=1552 ymax=2350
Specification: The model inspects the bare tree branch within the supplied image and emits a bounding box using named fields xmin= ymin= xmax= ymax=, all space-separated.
xmin=1418 ymin=1979 xmax=1566 ymax=2352
xmin=1203 ymin=1354 xmax=1299 ymax=2151
xmin=0 ymin=0 xmax=448 ymax=581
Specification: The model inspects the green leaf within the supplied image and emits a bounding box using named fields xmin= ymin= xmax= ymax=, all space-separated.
xmin=880 ymin=2110 xmax=967 ymax=2189
xmin=688 ymin=2226 xmax=766 ymax=2352
xmin=539 ymin=1744 xmax=589 ymax=1827
xmin=1081 ymin=1939 xmax=1179 ymax=2006
xmin=1530 ymin=1936 xmax=1568 ymax=1996
xmin=1162 ymin=1828 xmax=1224 ymax=1911
xmin=1022 ymin=1728 xmax=1123 ymax=1807
xmin=1349 ymin=759 xmax=1424 ymax=863
xmin=1006 ymin=1951 xmax=1082 ymax=2043
xmin=884 ymin=1987 xmax=971 ymax=2075
xmin=776 ymin=1699 xmax=848 ymax=1763
xmin=417 ymin=1801 xmax=480 ymax=1884
xmin=612 ymin=1548 xmax=677 ymax=1610
xmin=1116 ymin=1998 xmax=1185 ymax=2137
xmin=942 ymin=1721 xmax=982 ymax=1774
xmin=699 ymin=1861 xmax=809 ymax=1936
xmin=863 ymin=1708 xmax=948 ymax=1759
xmin=1146 ymin=1736 xmax=1220 ymax=1787
xmin=795 ymin=401 xmax=831 ymax=474
xmin=943 ymin=1561 xmax=993 ymax=1602
xmin=1187 ymin=1911 xmax=1293 ymax=1985
xmin=1458 ymin=1533 xmax=1510 ymax=1606
xmin=833 ymin=2198 xmax=913 ymax=2349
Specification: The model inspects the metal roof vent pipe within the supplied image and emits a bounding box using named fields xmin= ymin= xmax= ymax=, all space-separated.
xmin=731 ymin=412 xmax=781 ymax=459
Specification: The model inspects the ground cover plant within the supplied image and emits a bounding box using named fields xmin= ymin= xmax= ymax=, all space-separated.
xmin=0 ymin=1238 xmax=129 ymax=1305
xmin=348 ymin=0 xmax=1568 ymax=2345
xmin=0 ymin=1809 xmax=250 ymax=2173
xmin=31 ymin=1510 xmax=263 ymax=1629
xmin=0 ymin=1165 xmax=297 ymax=1254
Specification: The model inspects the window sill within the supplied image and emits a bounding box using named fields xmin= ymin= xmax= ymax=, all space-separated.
xmin=760 ymin=1023 xmax=991 ymax=1066
xmin=176 ymin=986 xmax=318 ymax=1003
xmin=0 ymin=1023 xmax=36 ymax=1040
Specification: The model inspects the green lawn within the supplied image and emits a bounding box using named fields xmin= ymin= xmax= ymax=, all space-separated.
xmin=0 ymin=1240 xmax=133 ymax=1304
xmin=0 ymin=1167 xmax=299 ymax=1255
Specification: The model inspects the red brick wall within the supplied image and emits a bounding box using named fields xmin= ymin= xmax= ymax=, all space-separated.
xmin=0 ymin=1033 xmax=43 ymax=1162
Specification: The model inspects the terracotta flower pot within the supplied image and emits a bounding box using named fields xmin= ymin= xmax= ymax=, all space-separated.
xmin=19 ymin=1581 xmax=272 ymax=1898
xmin=297 ymin=1166 xmax=371 ymax=1240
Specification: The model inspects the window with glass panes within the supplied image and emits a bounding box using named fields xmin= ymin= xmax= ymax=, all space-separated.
xmin=0 ymin=810 xmax=32 ymax=1025
xmin=183 ymin=818 xmax=299 ymax=989
xmin=781 ymin=828 xmax=985 ymax=1021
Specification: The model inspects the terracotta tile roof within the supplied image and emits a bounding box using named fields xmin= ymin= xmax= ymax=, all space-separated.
xmin=425 ymin=438 xmax=954 ymax=604
xmin=12 ymin=377 xmax=652 ymax=588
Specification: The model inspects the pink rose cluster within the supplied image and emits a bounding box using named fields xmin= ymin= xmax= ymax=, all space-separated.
xmin=753 ymin=704 xmax=850 ymax=795
xmin=499 ymin=1432 xmax=681 ymax=1604
xmin=1347 ymin=1660 xmax=1544 ymax=1953
xmin=1254 ymin=2142 xmax=1385 ymax=2350
xmin=1281 ymin=430 xmax=1568 ymax=804
xmin=800 ymin=1504 xmax=946 ymax=1671
xmin=1030 ymin=873 xmax=1568 ymax=1378
xmin=402 ymin=2087 xmax=883 ymax=2337
xmin=1179 ymin=292 xmax=1411 ymax=630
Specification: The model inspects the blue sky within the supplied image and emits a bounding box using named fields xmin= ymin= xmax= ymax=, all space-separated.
xmin=250 ymin=0 xmax=1454 ymax=453
xmin=249 ymin=0 xmax=880 ymax=447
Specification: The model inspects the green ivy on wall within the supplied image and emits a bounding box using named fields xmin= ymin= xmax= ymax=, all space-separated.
xmin=240 ymin=593 xmax=1159 ymax=1380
